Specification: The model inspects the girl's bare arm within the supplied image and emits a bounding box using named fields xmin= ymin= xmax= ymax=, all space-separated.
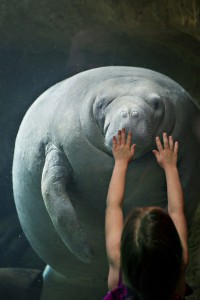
xmin=105 ymin=128 xmax=136 ymax=290
xmin=153 ymin=133 xmax=188 ymax=296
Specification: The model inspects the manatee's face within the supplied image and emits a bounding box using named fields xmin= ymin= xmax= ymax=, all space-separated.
xmin=91 ymin=78 xmax=176 ymax=158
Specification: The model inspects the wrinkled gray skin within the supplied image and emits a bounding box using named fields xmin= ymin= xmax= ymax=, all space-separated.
xmin=12 ymin=67 xmax=200 ymax=300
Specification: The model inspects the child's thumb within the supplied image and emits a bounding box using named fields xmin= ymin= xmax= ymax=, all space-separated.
xmin=152 ymin=150 xmax=158 ymax=160
xmin=131 ymin=144 xmax=136 ymax=154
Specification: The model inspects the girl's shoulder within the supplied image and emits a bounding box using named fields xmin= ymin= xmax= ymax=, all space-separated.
xmin=103 ymin=271 xmax=193 ymax=300
xmin=173 ymin=282 xmax=193 ymax=300
xmin=103 ymin=289 xmax=188 ymax=300
xmin=173 ymin=292 xmax=184 ymax=300
xmin=103 ymin=283 xmax=135 ymax=300
xmin=103 ymin=285 xmax=192 ymax=300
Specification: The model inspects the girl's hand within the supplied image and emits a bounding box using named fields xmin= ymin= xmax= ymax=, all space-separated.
xmin=152 ymin=132 xmax=178 ymax=171
xmin=112 ymin=128 xmax=136 ymax=164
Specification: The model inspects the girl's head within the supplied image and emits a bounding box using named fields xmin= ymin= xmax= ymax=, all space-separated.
xmin=120 ymin=207 xmax=183 ymax=300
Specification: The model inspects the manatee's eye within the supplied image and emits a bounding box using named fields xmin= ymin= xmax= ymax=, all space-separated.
xmin=94 ymin=99 xmax=105 ymax=111
xmin=93 ymin=99 xmax=107 ymax=120
xmin=148 ymin=94 xmax=161 ymax=111
xmin=93 ymin=97 xmax=113 ymax=114
xmin=93 ymin=102 xmax=104 ymax=118
xmin=153 ymin=99 xmax=159 ymax=110
xmin=97 ymin=103 xmax=103 ymax=110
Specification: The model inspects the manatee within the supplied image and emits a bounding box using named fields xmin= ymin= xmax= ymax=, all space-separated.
xmin=12 ymin=66 xmax=200 ymax=299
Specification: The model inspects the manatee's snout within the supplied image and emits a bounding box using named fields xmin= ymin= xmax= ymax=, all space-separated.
xmin=104 ymin=107 xmax=141 ymax=135
xmin=106 ymin=106 xmax=142 ymax=134
xmin=104 ymin=97 xmax=163 ymax=156
xmin=109 ymin=106 xmax=152 ymax=143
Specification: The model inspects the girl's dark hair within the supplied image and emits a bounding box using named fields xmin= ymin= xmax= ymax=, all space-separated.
xmin=121 ymin=207 xmax=183 ymax=300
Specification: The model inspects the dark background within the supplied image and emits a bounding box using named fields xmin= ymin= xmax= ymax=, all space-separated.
xmin=0 ymin=1 xmax=200 ymax=295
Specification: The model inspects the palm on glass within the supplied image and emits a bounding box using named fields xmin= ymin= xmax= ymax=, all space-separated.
xmin=153 ymin=132 xmax=178 ymax=170
xmin=112 ymin=128 xmax=136 ymax=163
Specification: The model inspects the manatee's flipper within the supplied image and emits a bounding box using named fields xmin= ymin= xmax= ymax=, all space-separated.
xmin=0 ymin=268 xmax=43 ymax=300
xmin=41 ymin=142 xmax=94 ymax=263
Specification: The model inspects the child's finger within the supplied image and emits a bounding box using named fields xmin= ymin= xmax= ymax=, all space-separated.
xmin=112 ymin=136 xmax=117 ymax=148
xmin=174 ymin=141 xmax=178 ymax=155
xmin=169 ymin=135 xmax=174 ymax=150
xmin=155 ymin=136 xmax=163 ymax=151
xmin=131 ymin=144 xmax=136 ymax=155
xmin=152 ymin=149 xmax=159 ymax=160
xmin=163 ymin=132 xmax=169 ymax=149
xmin=117 ymin=130 xmax=121 ymax=145
xmin=121 ymin=128 xmax=126 ymax=145
xmin=126 ymin=131 xmax=132 ymax=146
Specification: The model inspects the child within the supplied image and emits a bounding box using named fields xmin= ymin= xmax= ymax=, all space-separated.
xmin=104 ymin=128 xmax=190 ymax=300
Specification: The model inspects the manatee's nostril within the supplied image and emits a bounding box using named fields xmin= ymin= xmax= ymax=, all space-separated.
xmin=120 ymin=110 xmax=139 ymax=118
xmin=121 ymin=111 xmax=128 ymax=118
xmin=131 ymin=111 xmax=139 ymax=117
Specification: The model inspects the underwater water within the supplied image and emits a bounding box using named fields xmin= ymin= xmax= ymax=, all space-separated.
xmin=1 ymin=1 xmax=200 ymax=300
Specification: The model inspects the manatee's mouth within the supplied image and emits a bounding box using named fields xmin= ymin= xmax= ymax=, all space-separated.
xmin=104 ymin=140 xmax=152 ymax=159
xmin=104 ymin=126 xmax=154 ymax=159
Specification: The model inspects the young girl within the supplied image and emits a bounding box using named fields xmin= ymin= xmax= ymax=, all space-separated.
xmin=104 ymin=128 xmax=191 ymax=300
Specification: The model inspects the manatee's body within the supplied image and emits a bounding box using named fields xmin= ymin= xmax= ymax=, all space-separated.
xmin=12 ymin=67 xmax=200 ymax=300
